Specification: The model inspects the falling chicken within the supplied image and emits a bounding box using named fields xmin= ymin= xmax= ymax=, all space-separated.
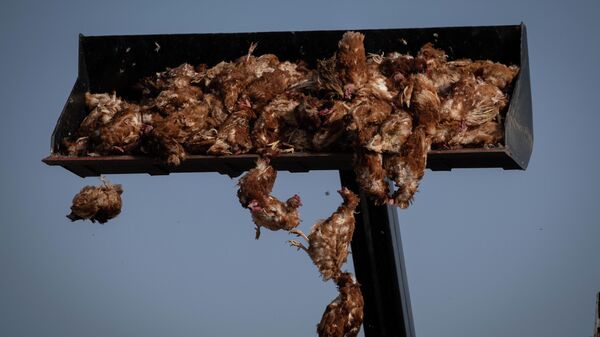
xmin=289 ymin=188 xmax=359 ymax=281
xmin=249 ymin=194 xmax=302 ymax=240
xmin=67 ymin=177 xmax=123 ymax=224
xmin=317 ymin=272 xmax=364 ymax=337
xmin=238 ymin=158 xmax=302 ymax=239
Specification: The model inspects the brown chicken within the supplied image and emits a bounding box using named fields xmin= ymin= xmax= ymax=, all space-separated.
xmin=150 ymin=85 xmax=203 ymax=116
xmin=64 ymin=92 xmax=128 ymax=156
xmin=289 ymin=188 xmax=359 ymax=281
xmin=360 ymin=54 xmax=397 ymax=101
xmin=253 ymin=92 xmax=310 ymax=152
xmin=312 ymin=100 xmax=352 ymax=151
xmin=350 ymin=99 xmax=393 ymax=147
xmin=384 ymin=126 xmax=431 ymax=208
xmin=470 ymin=60 xmax=520 ymax=90
xmin=448 ymin=120 xmax=503 ymax=147
xmin=136 ymin=63 xmax=201 ymax=96
xmin=380 ymin=52 xmax=425 ymax=90
xmin=426 ymin=59 xmax=472 ymax=95
xmin=440 ymin=75 xmax=508 ymax=127
xmin=364 ymin=110 xmax=413 ymax=153
xmin=245 ymin=60 xmax=311 ymax=111
xmin=67 ymin=177 xmax=123 ymax=224
xmin=237 ymin=157 xmax=302 ymax=239
xmin=336 ymin=31 xmax=369 ymax=97
xmin=183 ymin=93 xmax=228 ymax=154
xmin=148 ymin=99 xmax=213 ymax=165
xmin=251 ymin=94 xmax=300 ymax=153
xmin=237 ymin=157 xmax=276 ymax=208
xmin=317 ymin=31 xmax=368 ymax=99
xmin=207 ymin=100 xmax=256 ymax=155
xmin=402 ymin=73 xmax=441 ymax=136
xmin=248 ymin=195 xmax=302 ymax=239
xmin=317 ymin=57 xmax=345 ymax=98
xmin=353 ymin=150 xmax=390 ymax=205
xmin=317 ymin=272 xmax=364 ymax=337
xmin=63 ymin=136 xmax=89 ymax=156
xmin=206 ymin=50 xmax=279 ymax=113
xmin=79 ymin=92 xmax=126 ymax=135
xmin=280 ymin=128 xmax=314 ymax=152
xmin=417 ymin=42 xmax=447 ymax=66
xmin=92 ymin=102 xmax=149 ymax=155
xmin=247 ymin=69 xmax=311 ymax=154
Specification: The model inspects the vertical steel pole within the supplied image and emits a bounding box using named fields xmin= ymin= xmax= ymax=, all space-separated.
xmin=339 ymin=170 xmax=415 ymax=337
xmin=595 ymin=292 xmax=600 ymax=337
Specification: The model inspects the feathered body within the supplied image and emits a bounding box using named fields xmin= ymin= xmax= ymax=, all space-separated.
xmin=148 ymin=100 xmax=212 ymax=165
xmin=353 ymin=151 xmax=389 ymax=205
xmin=207 ymin=104 xmax=256 ymax=155
xmin=237 ymin=158 xmax=302 ymax=239
xmin=364 ymin=110 xmax=413 ymax=153
xmin=289 ymin=188 xmax=359 ymax=281
xmin=403 ymin=73 xmax=441 ymax=136
xmin=67 ymin=178 xmax=123 ymax=224
xmin=79 ymin=92 xmax=126 ymax=135
xmin=250 ymin=195 xmax=302 ymax=239
xmin=136 ymin=63 xmax=201 ymax=96
xmin=237 ymin=157 xmax=276 ymax=207
xmin=336 ymin=32 xmax=369 ymax=93
xmin=384 ymin=127 xmax=431 ymax=208
xmin=93 ymin=102 xmax=145 ymax=155
xmin=317 ymin=272 xmax=364 ymax=337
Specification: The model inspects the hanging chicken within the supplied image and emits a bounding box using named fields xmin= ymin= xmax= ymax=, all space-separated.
xmin=353 ymin=150 xmax=390 ymax=205
xmin=288 ymin=188 xmax=359 ymax=281
xmin=237 ymin=157 xmax=277 ymax=208
xmin=384 ymin=126 xmax=431 ymax=208
xmin=317 ymin=272 xmax=364 ymax=337
xmin=237 ymin=158 xmax=303 ymax=239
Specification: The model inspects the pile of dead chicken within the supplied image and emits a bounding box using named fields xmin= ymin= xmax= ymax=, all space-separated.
xmin=65 ymin=31 xmax=519 ymax=337
xmin=63 ymin=31 xmax=518 ymax=207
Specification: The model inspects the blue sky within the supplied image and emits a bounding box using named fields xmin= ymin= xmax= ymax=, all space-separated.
xmin=1 ymin=0 xmax=599 ymax=336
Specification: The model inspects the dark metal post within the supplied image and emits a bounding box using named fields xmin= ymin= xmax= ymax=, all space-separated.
xmin=594 ymin=292 xmax=600 ymax=337
xmin=340 ymin=170 xmax=415 ymax=337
